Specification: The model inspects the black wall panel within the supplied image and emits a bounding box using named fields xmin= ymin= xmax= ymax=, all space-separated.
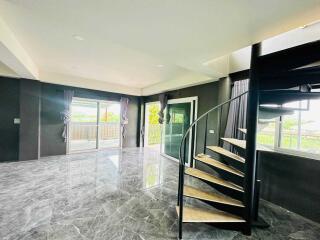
xmin=19 ymin=80 xmax=41 ymax=161
xmin=259 ymin=151 xmax=320 ymax=223
xmin=0 ymin=77 xmax=20 ymax=161
xmin=40 ymin=84 xmax=66 ymax=157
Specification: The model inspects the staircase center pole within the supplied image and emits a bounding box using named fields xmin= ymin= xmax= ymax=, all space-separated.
xmin=244 ymin=43 xmax=261 ymax=234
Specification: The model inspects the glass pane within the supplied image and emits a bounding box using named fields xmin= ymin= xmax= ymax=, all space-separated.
xmin=257 ymin=120 xmax=276 ymax=146
xmin=300 ymin=99 xmax=320 ymax=154
xmin=280 ymin=111 xmax=299 ymax=150
xmin=162 ymin=102 xmax=191 ymax=163
xmin=70 ymin=100 xmax=98 ymax=151
xmin=145 ymin=103 xmax=161 ymax=147
xmin=99 ymin=102 xmax=120 ymax=148
xmin=283 ymin=101 xmax=300 ymax=109
xmin=283 ymin=100 xmax=308 ymax=110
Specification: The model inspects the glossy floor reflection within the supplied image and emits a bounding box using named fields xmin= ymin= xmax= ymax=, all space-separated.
xmin=0 ymin=148 xmax=319 ymax=240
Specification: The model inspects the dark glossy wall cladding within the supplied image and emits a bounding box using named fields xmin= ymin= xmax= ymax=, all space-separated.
xmin=0 ymin=77 xmax=20 ymax=161
xmin=19 ymin=80 xmax=41 ymax=161
xmin=0 ymin=77 xmax=140 ymax=161
xmin=40 ymin=83 xmax=67 ymax=157
xmin=258 ymin=151 xmax=320 ymax=223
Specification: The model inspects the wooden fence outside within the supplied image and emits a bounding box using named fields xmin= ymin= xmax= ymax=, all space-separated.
xmin=70 ymin=122 xmax=120 ymax=140
xmin=148 ymin=124 xmax=161 ymax=145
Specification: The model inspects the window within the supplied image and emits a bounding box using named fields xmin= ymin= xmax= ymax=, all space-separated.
xmin=280 ymin=110 xmax=299 ymax=150
xmin=69 ymin=98 xmax=120 ymax=152
xmin=299 ymin=99 xmax=320 ymax=154
xmin=257 ymin=120 xmax=276 ymax=147
xmin=257 ymin=97 xmax=320 ymax=158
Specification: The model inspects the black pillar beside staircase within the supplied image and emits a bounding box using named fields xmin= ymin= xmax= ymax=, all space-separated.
xmin=243 ymin=43 xmax=261 ymax=234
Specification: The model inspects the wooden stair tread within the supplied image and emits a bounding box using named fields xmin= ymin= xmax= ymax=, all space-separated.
xmin=207 ymin=146 xmax=245 ymax=163
xmin=184 ymin=185 xmax=244 ymax=207
xmin=221 ymin=138 xmax=246 ymax=149
xmin=239 ymin=128 xmax=247 ymax=134
xmin=176 ymin=206 xmax=245 ymax=223
xmin=221 ymin=137 xmax=271 ymax=152
xmin=195 ymin=154 xmax=244 ymax=177
xmin=185 ymin=168 xmax=244 ymax=192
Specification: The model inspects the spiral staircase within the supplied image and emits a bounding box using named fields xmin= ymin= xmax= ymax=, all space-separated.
xmin=176 ymin=40 xmax=320 ymax=239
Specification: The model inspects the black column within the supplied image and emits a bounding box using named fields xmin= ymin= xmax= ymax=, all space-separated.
xmin=136 ymin=96 xmax=143 ymax=147
xmin=243 ymin=43 xmax=261 ymax=234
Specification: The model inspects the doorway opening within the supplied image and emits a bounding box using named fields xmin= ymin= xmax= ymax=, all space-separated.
xmin=161 ymin=97 xmax=197 ymax=167
xmin=144 ymin=97 xmax=197 ymax=167
xmin=144 ymin=102 xmax=161 ymax=151
xmin=68 ymin=98 xmax=121 ymax=153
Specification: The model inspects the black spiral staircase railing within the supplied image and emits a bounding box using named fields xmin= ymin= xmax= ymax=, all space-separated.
xmin=175 ymin=40 xmax=320 ymax=239
xmin=176 ymin=88 xmax=320 ymax=239
xmin=177 ymin=90 xmax=249 ymax=239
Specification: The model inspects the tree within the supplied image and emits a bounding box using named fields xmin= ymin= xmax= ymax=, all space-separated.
xmin=148 ymin=104 xmax=160 ymax=124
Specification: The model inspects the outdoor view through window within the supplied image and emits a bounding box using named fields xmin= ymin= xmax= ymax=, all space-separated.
xmin=258 ymin=97 xmax=320 ymax=156
xmin=69 ymin=99 xmax=120 ymax=152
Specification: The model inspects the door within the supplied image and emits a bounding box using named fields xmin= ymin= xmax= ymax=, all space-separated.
xmin=161 ymin=97 xmax=197 ymax=166
xmin=98 ymin=102 xmax=121 ymax=148
xmin=69 ymin=98 xmax=121 ymax=153
xmin=69 ymin=99 xmax=98 ymax=152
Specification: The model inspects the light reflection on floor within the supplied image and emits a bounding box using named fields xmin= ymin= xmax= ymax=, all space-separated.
xmin=0 ymin=148 xmax=319 ymax=240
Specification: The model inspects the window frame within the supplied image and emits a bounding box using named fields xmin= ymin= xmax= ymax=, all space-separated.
xmin=68 ymin=97 xmax=121 ymax=153
xmin=258 ymin=100 xmax=320 ymax=160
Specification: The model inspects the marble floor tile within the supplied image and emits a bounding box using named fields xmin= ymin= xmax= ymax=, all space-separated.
xmin=0 ymin=147 xmax=319 ymax=240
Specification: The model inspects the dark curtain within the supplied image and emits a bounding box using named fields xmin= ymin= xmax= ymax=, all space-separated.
xmin=61 ymin=90 xmax=74 ymax=142
xmin=223 ymin=79 xmax=249 ymax=149
xmin=120 ymin=97 xmax=129 ymax=147
xmin=158 ymin=93 xmax=168 ymax=124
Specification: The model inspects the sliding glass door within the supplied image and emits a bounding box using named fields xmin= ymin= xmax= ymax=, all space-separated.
xmin=161 ymin=97 xmax=197 ymax=166
xmin=69 ymin=99 xmax=98 ymax=152
xmin=69 ymin=98 xmax=120 ymax=153
xmin=98 ymin=102 xmax=121 ymax=148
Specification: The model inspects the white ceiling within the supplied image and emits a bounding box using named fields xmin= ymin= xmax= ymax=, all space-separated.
xmin=0 ymin=0 xmax=319 ymax=95
xmin=0 ymin=60 xmax=19 ymax=78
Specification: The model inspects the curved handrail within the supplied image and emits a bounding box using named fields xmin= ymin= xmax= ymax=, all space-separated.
xmin=179 ymin=90 xmax=249 ymax=165
xmin=177 ymin=90 xmax=249 ymax=238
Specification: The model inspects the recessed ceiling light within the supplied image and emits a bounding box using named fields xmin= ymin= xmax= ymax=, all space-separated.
xmin=73 ymin=34 xmax=84 ymax=41
xmin=156 ymin=64 xmax=164 ymax=68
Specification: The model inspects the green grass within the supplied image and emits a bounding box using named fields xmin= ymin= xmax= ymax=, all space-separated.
xmin=299 ymin=136 xmax=320 ymax=150
xmin=257 ymin=133 xmax=320 ymax=153
xmin=257 ymin=134 xmax=275 ymax=146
